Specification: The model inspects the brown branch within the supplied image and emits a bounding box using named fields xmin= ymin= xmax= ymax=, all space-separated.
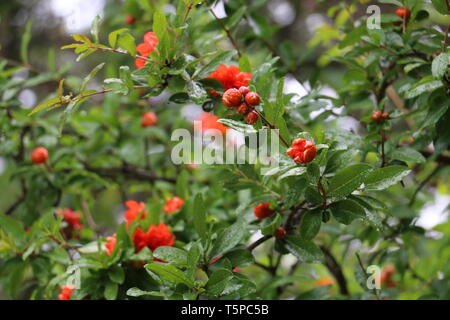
xmin=254 ymin=109 xmax=290 ymax=148
xmin=320 ymin=245 xmax=349 ymax=296
xmin=247 ymin=235 xmax=272 ymax=251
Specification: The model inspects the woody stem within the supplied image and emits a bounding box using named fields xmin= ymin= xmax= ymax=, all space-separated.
xmin=254 ymin=109 xmax=290 ymax=148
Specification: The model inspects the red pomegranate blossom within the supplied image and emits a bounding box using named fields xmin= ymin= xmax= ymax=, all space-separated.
xmin=208 ymin=64 xmax=252 ymax=94
xmin=31 ymin=146 xmax=48 ymax=164
xmin=380 ymin=264 xmax=396 ymax=288
xmin=287 ymin=138 xmax=317 ymax=164
xmin=105 ymin=234 xmax=117 ymax=256
xmin=198 ymin=112 xmax=229 ymax=135
xmin=135 ymin=32 xmax=159 ymax=69
xmin=57 ymin=208 xmax=83 ymax=231
xmin=132 ymin=223 xmax=175 ymax=252
xmin=254 ymin=202 xmax=275 ymax=220
xmin=141 ymin=111 xmax=158 ymax=127
xmin=163 ymin=196 xmax=184 ymax=214
xmin=58 ymin=285 xmax=75 ymax=300
xmin=124 ymin=200 xmax=147 ymax=228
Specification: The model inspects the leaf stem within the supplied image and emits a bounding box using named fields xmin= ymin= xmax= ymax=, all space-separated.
xmin=209 ymin=8 xmax=242 ymax=58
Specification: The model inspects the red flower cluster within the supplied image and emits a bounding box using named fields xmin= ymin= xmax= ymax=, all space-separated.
xmin=105 ymin=234 xmax=117 ymax=256
xmin=31 ymin=146 xmax=48 ymax=164
xmin=253 ymin=202 xmax=275 ymax=220
xmin=133 ymin=223 xmax=175 ymax=252
xmin=287 ymin=138 xmax=317 ymax=164
xmin=371 ymin=110 xmax=389 ymax=123
xmin=380 ymin=264 xmax=396 ymax=288
xmin=124 ymin=200 xmax=147 ymax=228
xmin=163 ymin=196 xmax=184 ymax=214
xmin=208 ymin=64 xmax=252 ymax=93
xmin=57 ymin=208 xmax=83 ymax=239
xmin=222 ymin=86 xmax=261 ymax=125
xmin=58 ymin=285 xmax=75 ymax=300
xmin=198 ymin=112 xmax=229 ymax=135
xmin=141 ymin=112 xmax=158 ymax=127
xmin=135 ymin=32 xmax=159 ymax=69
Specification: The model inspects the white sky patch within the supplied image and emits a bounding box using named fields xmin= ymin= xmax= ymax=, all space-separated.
xmin=48 ymin=0 xmax=105 ymax=33
xmin=416 ymin=193 xmax=450 ymax=230
xmin=19 ymin=89 xmax=37 ymax=109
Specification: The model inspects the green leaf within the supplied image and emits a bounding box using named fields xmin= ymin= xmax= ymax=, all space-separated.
xmin=187 ymin=80 xmax=208 ymax=104
xmin=20 ymin=20 xmax=32 ymax=64
xmin=126 ymin=287 xmax=166 ymax=297
xmin=284 ymin=235 xmax=324 ymax=263
xmin=104 ymin=282 xmax=118 ymax=300
xmin=330 ymin=199 xmax=366 ymax=225
xmin=391 ymin=147 xmax=426 ymax=163
xmin=364 ymin=165 xmax=411 ymax=191
xmin=299 ymin=209 xmax=322 ymax=240
xmin=210 ymin=219 xmax=246 ymax=259
xmin=193 ymin=193 xmax=207 ymax=242
xmin=327 ymin=164 xmax=372 ymax=199
xmin=103 ymin=78 xmax=128 ymax=95
xmin=145 ymin=263 xmax=195 ymax=288
xmin=261 ymin=213 xmax=282 ymax=236
xmin=431 ymin=0 xmax=449 ymax=15
xmin=226 ymin=6 xmax=246 ymax=29
xmin=90 ymin=15 xmax=101 ymax=43
xmin=431 ymin=53 xmax=449 ymax=79
xmin=206 ymin=268 xmax=234 ymax=297
xmin=186 ymin=243 xmax=201 ymax=279
xmin=405 ymin=79 xmax=443 ymax=99
xmin=223 ymin=249 xmax=255 ymax=267
xmin=117 ymin=33 xmax=136 ymax=55
xmin=217 ymin=118 xmax=257 ymax=134
xmin=108 ymin=28 xmax=129 ymax=48
xmin=28 ymin=97 xmax=62 ymax=116
xmin=239 ymin=55 xmax=252 ymax=73
xmin=169 ymin=92 xmax=191 ymax=104
xmin=152 ymin=246 xmax=188 ymax=267
xmin=108 ymin=266 xmax=125 ymax=284
xmin=194 ymin=51 xmax=236 ymax=78
xmin=80 ymin=62 xmax=105 ymax=92
xmin=0 ymin=214 xmax=25 ymax=242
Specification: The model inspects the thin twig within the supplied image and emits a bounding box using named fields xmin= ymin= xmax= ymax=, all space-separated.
xmin=320 ymin=245 xmax=349 ymax=296
xmin=247 ymin=235 xmax=272 ymax=251
xmin=409 ymin=164 xmax=443 ymax=206
xmin=209 ymin=8 xmax=242 ymax=57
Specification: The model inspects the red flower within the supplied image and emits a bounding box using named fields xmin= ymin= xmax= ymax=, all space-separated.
xmin=124 ymin=200 xmax=147 ymax=228
xmin=31 ymin=146 xmax=48 ymax=164
xmin=105 ymin=234 xmax=117 ymax=256
xmin=198 ymin=112 xmax=229 ymax=135
xmin=132 ymin=223 xmax=175 ymax=252
xmin=135 ymin=32 xmax=159 ymax=69
xmin=58 ymin=285 xmax=75 ymax=300
xmin=57 ymin=208 xmax=83 ymax=231
xmin=287 ymin=138 xmax=317 ymax=164
xmin=141 ymin=111 xmax=158 ymax=127
xmin=380 ymin=264 xmax=396 ymax=288
xmin=244 ymin=111 xmax=259 ymax=124
xmin=163 ymin=196 xmax=184 ymax=214
xmin=254 ymin=203 xmax=275 ymax=220
xmin=208 ymin=64 xmax=252 ymax=92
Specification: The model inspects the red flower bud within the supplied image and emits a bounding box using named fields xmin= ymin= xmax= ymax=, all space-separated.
xmin=31 ymin=147 xmax=48 ymax=164
xmin=244 ymin=111 xmax=259 ymax=124
xmin=141 ymin=112 xmax=158 ymax=127
xmin=274 ymin=227 xmax=287 ymax=240
xmin=237 ymin=103 xmax=251 ymax=115
xmin=105 ymin=234 xmax=117 ymax=256
xmin=222 ymin=88 xmax=242 ymax=108
xmin=254 ymin=202 xmax=275 ymax=220
xmin=395 ymin=7 xmax=411 ymax=20
xmin=287 ymin=138 xmax=317 ymax=164
xmin=58 ymin=285 xmax=75 ymax=300
xmin=382 ymin=112 xmax=389 ymax=120
xmin=239 ymin=86 xmax=250 ymax=96
xmin=371 ymin=110 xmax=383 ymax=123
xmin=163 ymin=196 xmax=184 ymax=214
xmin=244 ymin=92 xmax=261 ymax=107
xmin=125 ymin=15 xmax=136 ymax=25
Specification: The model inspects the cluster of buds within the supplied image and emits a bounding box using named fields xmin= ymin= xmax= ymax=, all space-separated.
xmin=287 ymin=138 xmax=317 ymax=164
xmin=371 ymin=110 xmax=389 ymax=123
xmin=222 ymin=86 xmax=260 ymax=124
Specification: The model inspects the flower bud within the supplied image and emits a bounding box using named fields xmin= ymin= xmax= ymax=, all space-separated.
xmin=254 ymin=202 xmax=275 ymax=220
xmin=141 ymin=112 xmax=158 ymax=127
xmin=244 ymin=111 xmax=259 ymax=124
xmin=274 ymin=227 xmax=287 ymax=240
xmin=395 ymin=7 xmax=411 ymax=20
xmin=31 ymin=147 xmax=48 ymax=164
xmin=244 ymin=91 xmax=261 ymax=107
xmin=237 ymin=103 xmax=251 ymax=115
xmin=371 ymin=110 xmax=383 ymax=123
xmin=287 ymin=138 xmax=317 ymax=164
xmin=239 ymin=86 xmax=250 ymax=96
xmin=222 ymin=88 xmax=242 ymax=108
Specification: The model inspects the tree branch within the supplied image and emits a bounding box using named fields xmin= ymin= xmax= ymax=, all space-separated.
xmin=320 ymin=245 xmax=349 ymax=296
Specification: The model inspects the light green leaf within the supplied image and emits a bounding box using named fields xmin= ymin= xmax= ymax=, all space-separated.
xmin=431 ymin=53 xmax=449 ymax=79
xmin=126 ymin=287 xmax=166 ymax=297
xmin=193 ymin=193 xmax=207 ymax=241
xmin=327 ymin=164 xmax=372 ymax=199
xmin=153 ymin=246 xmax=188 ymax=267
xmin=284 ymin=235 xmax=324 ymax=263
xmin=391 ymin=147 xmax=426 ymax=163
xmin=80 ymin=62 xmax=105 ymax=92
xmin=145 ymin=263 xmax=195 ymax=288
xmin=210 ymin=219 xmax=246 ymax=259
